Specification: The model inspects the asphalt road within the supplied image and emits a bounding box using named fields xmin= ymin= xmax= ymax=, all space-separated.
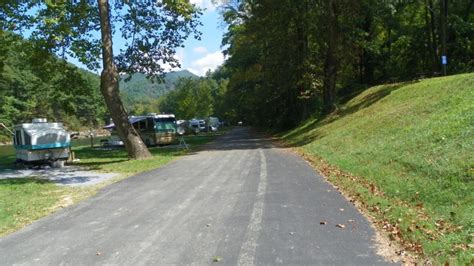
xmin=0 ymin=127 xmax=394 ymax=265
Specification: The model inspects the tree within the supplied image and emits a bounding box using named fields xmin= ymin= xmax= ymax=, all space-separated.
xmin=0 ymin=30 xmax=107 ymax=141
xmin=321 ymin=0 xmax=340 ymax=114
xmin=217 ymin=0 xmax=473 ymax=129
xmin=160 ymin=78 xmax=214 ymax=120
xmin=97 ymin=0 xmax=150 ymax=159
xmin=0 ymin=0 xmax=202 ymax=159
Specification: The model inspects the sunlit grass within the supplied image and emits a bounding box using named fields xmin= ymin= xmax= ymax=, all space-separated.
xmin=0 ymin=178 xmax=95 ymax=236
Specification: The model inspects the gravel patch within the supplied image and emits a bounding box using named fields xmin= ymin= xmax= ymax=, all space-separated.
xmin=0 ymin=166 xmax=119 ymax=187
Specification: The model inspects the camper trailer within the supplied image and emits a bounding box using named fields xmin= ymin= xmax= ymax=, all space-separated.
xmin=188 ymin=119 xmax=206 ymax=134
xmin=104 ymin=114 xmax=177 ymax=146
xmin=13 ymin=118 xmax=70 ymax=168
xmin=208 ymin=117 xmax=220 ymax=132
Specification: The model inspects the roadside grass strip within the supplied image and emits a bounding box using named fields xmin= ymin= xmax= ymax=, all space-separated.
xmin=0 ymin=178 xmax=95 ymax=236
xmin=0 ymin=132 xmax=224 ymax=236
xmin=282 ymin=73 xmax=474 ymax=264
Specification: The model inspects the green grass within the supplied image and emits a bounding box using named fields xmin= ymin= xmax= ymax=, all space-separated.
xmin=72 ymin=133 xmax=218 ymax=175
xmin=0 ymin=178 xmax=94 ymax=236
xmin=0 ymin=132 xmax=223 ymax=236
xmin=282 ymin=73 xmax=473 ymax=263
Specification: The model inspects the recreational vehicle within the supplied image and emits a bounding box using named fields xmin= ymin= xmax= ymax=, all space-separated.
xmin=208 ymin=117 xmax=220 ymax=131
xmin=13 ymin=118 xmax=70 ymax=168
xmin=104 ymin=114 xmax=177 ymax=146
xmin=188 ymin=119 xmax=206 ymax=134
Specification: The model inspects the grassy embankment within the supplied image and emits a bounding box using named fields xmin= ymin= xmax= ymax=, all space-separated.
xmin=0 ymin=133 xmax=221 ymax=236
xmin=282 ymin=73 xmax=473 ymax=263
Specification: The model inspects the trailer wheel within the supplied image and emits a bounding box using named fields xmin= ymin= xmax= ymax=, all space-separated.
xmin=13 ymin=161 xmax=23 ymax=169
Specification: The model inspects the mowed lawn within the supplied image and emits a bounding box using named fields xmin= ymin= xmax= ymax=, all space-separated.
xmin=0 ymin=132 xmax=222 ymax=236
xmin=282 ymin=73 xmax=473 ymax=263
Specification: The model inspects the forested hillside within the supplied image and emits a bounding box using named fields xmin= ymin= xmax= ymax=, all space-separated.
xmin=120 ymin=70 xmax=198 ymax=114
xmin=218 ymin=0 xmax=474 ymax=129
xmin=0 ymin=32 xmax=106 ymax=142
xmin=159 ymin=74 xmax=229 ymax=120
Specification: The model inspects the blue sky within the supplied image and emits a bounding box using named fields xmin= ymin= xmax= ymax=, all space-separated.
xmin=178 ymin=0 xmax=226 ymax=76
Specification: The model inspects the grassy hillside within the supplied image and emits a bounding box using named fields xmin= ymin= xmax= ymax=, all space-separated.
xmin=282 ymin=73 xmax=473 ymax=263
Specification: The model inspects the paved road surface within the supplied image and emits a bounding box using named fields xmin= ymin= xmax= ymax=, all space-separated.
xmin=0 ymin=128 xmax=393 ymax=265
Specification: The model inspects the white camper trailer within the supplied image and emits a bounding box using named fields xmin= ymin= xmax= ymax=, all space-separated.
xmin=13 ymin=118 xmax=70 ymax=168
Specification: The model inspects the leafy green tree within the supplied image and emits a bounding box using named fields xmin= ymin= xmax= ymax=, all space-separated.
xmin=160 ymin=78 xmax=214 ymax=120
xmin=1 ymin=0 xmax=202 ymax=159
xmin=0 ymin=31 xmax=106 ymax=137
xmin=217 ymin=0 xmax=473 ymax=129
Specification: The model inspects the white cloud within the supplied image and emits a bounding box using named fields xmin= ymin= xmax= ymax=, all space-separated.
xmin=193 ymin=46 xmax=208 ymax=54
xmin=188 ymin=51 xmax=224 ymax=76
xmin=190 ymin=0 xmax=218 ymax=12
xmin=175 ymin=48 xmax=186 ymax=63
xmin=162 ymin=48 xmax=186 ymax=72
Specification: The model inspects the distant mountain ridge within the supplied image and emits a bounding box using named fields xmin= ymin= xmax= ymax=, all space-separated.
xmin=119 ymin=70 xmax=198 ymax=103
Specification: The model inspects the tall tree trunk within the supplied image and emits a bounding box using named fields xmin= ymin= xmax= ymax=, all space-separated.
xmin=361 ymin=5 xmax=374 ymax=85
xmin=425 ymin=0 xmax=439 ymax=73
xmin=294 ymin=0 xmax=310 ymax=123
xmin=464 ymin=0 xmax=474 ymax=20
xmin=97 ymin=0 xmax=152 ymax=159
xmin=322 ymin=0 xmax=338 ymax=114
xmin=440 ymin=0 xmax=448 ymax=75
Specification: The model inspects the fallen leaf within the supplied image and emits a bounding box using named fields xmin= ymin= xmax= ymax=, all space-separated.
xmin=370 ymin=183 xmax=376 ymax=193
xmin=336 ymin=224 xmax=346 ymax=229
xmin=212 ymin=256 xmax=222 ymax=262
xmin=96 ymin=252 xmax=101 ymax=256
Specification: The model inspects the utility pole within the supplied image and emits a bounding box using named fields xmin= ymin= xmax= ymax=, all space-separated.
xmin=441 ymin=0 xmax=448 ymax=75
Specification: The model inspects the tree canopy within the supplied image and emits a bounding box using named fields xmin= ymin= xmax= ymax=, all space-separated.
xmin=1 ymin=0 xmax=202 ymax=158
xmin=0 ymin=31 xmax=105 ymax=143
xmin=217 ymin=0 xmax=474 ymax=129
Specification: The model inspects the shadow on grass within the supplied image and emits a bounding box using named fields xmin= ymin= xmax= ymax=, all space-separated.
xmin=69 ymin=133 xmax=223 ymax=170
xmin=0 ymin=177 xmax=54 ymax=185
xmin=283 ymin=81 xmax=416 ymax=147
xmin=337 ymin=81 xmax=416 ymax=118
xmin=73 ymin=147 xmax=128 ymax=159
xmin=72 ymin=160 xmax=129 ymax=170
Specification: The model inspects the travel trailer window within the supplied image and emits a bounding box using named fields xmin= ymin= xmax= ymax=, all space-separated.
xmin=15 ymin=130 xmax=22 ymax=145
xmin=138 ymin=119 xmax=147 ymax=130
xmin=24 ymin=132 xmax=31 ymax=145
